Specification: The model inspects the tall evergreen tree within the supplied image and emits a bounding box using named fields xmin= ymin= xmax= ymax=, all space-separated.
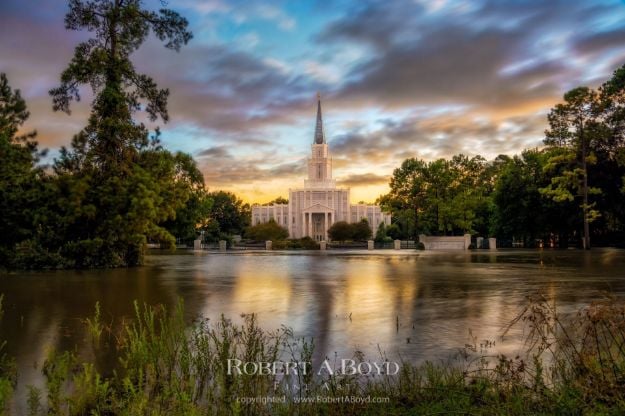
xmin=541 ymin=87 xmax=603 ymax=249
xmin=48 ymin=0 xmax=194 ymax=266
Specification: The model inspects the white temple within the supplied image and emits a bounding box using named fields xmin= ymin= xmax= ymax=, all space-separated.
xmin=252 ymin=95 xmax=391 ymax=241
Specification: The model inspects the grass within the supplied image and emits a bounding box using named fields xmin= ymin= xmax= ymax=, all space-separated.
xmin=1 ymin=294 xmax=625 ymax=414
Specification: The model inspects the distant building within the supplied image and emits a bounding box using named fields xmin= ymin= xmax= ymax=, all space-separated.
xmin=252 ymin=95 xmax=391 ymax=241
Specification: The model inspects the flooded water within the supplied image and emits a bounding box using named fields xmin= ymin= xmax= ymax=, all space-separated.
xmin=2 ymin=249 xmax=625 ymax=403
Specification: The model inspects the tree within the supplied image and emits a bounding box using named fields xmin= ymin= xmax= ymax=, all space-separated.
xmin=380 ymin=155 xmax=494 ymax=239
xmin=374 ymin=222 xmax=387 ymax=242
xmin=161 ymin=159 xmax=213 ymax=245
xmin=385 ymin=223 xmax=402 ymax=240
xmin=492 ymin=149 xmax=577 ymax=247
xmin=327 ymin=221 xmax=353 ymax=242
xmin=263 ymin=196 xmax=288 ymax=205
xmin=352 ymin=218 xmax=372 ymax=241
xmin=385 ymin=158 xmax=428 ymax=240
xmin=541 ymin=87 xmax=603 ymax=249
xmin=376 ymin=193 xmax=414 ymax=239
xmin=245 ymin=219 xmax=288 ymax=242
xmin=50 ymin=0 xmax=192 ymax=170
xmin=596 ymin=65 xmax=625 ymax=241
xmin=0 ymin=74 xmax=46 ymax=266
xmin=206 ymin=191 xmax=251 ymax=240
xmin=46 ymin=0 xmax=193 ymax=266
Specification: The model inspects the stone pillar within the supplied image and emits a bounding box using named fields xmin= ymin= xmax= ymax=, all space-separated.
xmin=367 ymin=240 xmax=374 ymax=250
xmin=394 ymin=239 xmax=401 ymax=250
xmin=193 ymin=239 xmax=201 ymax=250
xmin=301 ymin=213 xmax=305 ymax=238
xmin=265 ymin=240 xmax=272 ymax=250
xmin=219 ymin=240 xmax=227 ymax=251
xmin=325 ymin=212 xmax=329 ymax=240
xmin=308 ymin=213 xmax=312 ymax=238
xmin=477 ymin=237 xmax=484 ymax=249
xmin=464 ymin=234 xmax=471 ymax=250
xmin=489 ymin=238 xmax=497 ymax=250
xmin=320 ymin=241 xmax=326 ymax=250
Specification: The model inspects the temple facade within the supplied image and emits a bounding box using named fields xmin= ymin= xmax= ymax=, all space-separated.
xmin=251 ymin=96 xmax=391 ymax=241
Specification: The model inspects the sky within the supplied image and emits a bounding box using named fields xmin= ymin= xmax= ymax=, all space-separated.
xmin=2 ymin=0 xmax=625 ymax=204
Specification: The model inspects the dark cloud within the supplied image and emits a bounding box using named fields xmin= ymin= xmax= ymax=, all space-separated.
xmin=331 ymin=110 xmax=547 ymax=165
xmin=196 ymin=146 xmax=232 ymax=158
xmin=319 ymin=0 xmax=624 ymax=111
xmin=574 ymin=28 xmax=625 ymax=55
xmin=196 ymin=148 xmax=305 ymax=188
xmin=338 ymin=173 xmax=389 ymax=187
xmin=129 ymin=41 xmax=324 ymax=137
xmin=270 ymin=161 xmax=305 ymax=176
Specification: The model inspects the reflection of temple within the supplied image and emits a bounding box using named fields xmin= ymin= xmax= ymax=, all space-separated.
xmin=252 ymin=95 xmax=391 ymax=240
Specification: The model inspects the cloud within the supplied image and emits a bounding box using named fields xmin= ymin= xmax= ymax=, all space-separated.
xmin=255 ymin=5 xmax=296 ymax=31
xmin=196 ymin=146 xmax=232 ymax=158
xmin=129 ymin=42 xmax=322 ymax=138
xmin=338 ymin=173 xmax=389 ymax=187
xmin=5 ymin=0 xmax=625 ymax=203
xmin=319 ymin=0 xmax=624 ymax=114
xmin=573 ymin=28 xmax=625 ymax=56
xmin=331 ymin=109 xmax=547 ymax=165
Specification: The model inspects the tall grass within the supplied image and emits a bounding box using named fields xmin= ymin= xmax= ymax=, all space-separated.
xmin=0 ymin=295 xmax=16 ymax=416
xmin=3 ymin=294 xmax=625 ymax=415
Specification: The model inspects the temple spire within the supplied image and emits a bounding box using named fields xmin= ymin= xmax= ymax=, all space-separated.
xmin=314 ymin=92 xmax=325 ymax=144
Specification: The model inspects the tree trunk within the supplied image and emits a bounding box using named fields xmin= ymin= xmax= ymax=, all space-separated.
xmin=580 ymin=119 xmax=591 ymax=250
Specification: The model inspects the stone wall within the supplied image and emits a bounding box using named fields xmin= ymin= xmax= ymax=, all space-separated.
xmin=419 ymin=234 xmax=472 ymax=250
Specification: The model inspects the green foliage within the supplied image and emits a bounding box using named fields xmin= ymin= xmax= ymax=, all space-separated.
xmin=160 ymin=158 xmax=213 ymax=245
xmin=328 ymin=220 xmax=372 ymax=242
xmin=385 ymin=223 xmax=402 ymax=240
xmin=0 ymin=295 xmax=16 ymax=415
xmin=380 ymin=154 xmax=495 ymax=239
xmin=272 ymin=237 xmax=319 ymax=250
xmin=2 ymin=0 xmax=198 ymax=268
xmin=205 ymin=191 xmax=251 ymax=241
xmin=491 ymin=149 xmax=578 ymax=247
xmin=328 ymin=221 xmax=354 ymax=241
xmin=262 ymin=196 xmax=288 ymax=205
xmin=374 ymin=222 xmax=387 ymax=242
xmin=245 ymin=219 xmax=288 ymax=242
xmin=374 ymin=222 xmax=396 ymax=243
xmin=541 ymin=87 xmax=603 ymax=249
xmin=328 ymin=218 xmax=373 ymax=241
xmin=352 ymin=218 xmax=373 ymax=241
xmin=0 ymin=73 xmax=46 ymax=268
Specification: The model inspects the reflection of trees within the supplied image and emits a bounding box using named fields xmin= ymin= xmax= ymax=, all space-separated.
xmin=296 ymin=255 xmax=335 ymax=365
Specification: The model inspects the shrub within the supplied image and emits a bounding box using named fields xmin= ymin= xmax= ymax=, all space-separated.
xmin=245 ymin=219 xmax=288 ymax=242
xmin=328 ymin=221 xmax=353 ymax=241
xmin=271 ymin=238 xmax=319 ymax=250
xmin=352 ymin=219 xmax=372 ymax=241
xmin=328 ymin=219 xmax=372 ymax=242
xmin=299 ymin=236 xmax=319 ymax=249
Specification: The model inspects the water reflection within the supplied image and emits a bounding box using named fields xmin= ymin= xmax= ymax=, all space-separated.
xmin=2 ymin=249 xmax=625 ymax=409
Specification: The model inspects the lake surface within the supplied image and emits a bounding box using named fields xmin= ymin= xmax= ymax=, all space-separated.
xmin=2 ymin=249 xmax=625 ymax=405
